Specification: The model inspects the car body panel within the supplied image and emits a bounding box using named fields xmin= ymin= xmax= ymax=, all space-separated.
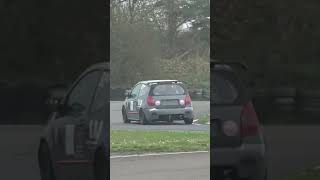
xmin=39 ymin=62 xmax=109 ymax=180
xmin=143 ymin=107 xmax=194 ymax=121
xmin=212 ymin=105 xmax=242 ymax=147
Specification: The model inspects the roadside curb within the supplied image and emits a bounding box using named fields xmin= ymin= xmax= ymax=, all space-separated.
xmin=193 ymin=119 xmax=210 ymax=125
xmin=110 ymin=151 xmax=209 ymax=159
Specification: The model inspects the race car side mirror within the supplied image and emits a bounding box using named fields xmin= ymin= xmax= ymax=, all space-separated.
xmin=125 ymin=90 xmax=132 ymax=98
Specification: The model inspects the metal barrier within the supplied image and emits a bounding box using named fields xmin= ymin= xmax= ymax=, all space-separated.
xmin=252 ymin=87 xmax=320 ymax=124
xmin=110 ymin=88 xmax=210 ymax=101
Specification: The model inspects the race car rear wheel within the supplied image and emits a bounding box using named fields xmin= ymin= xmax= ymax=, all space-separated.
xmin=38 ymin=142 xmax=55 ymax=180
xmin=184 ymin=118 xmax=193 ymax=125
xmin=139 ymin=111 xmax=148 ymax=125
xmin=94 ymin=149 xmax=108 ymax=180
xmin=122 ymin=107 xmax=130 ymax=123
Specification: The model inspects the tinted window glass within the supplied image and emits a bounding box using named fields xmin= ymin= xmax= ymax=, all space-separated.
xmin=212 ymin=74 xmax=238 ymax=104
xmin=67 ymin=71 xmax=101 ymax=113
xmin=91 ymin=71 xmax=108 ymax=112
xmin=152 ymin=84 xmax=185 ymax=96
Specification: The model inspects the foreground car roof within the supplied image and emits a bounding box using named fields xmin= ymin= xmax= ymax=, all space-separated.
xmin=211 ymin=59 xmax=248 ymax=72
xmin=82 ymin=62 xmax=109 ymax=75
xmin=139 ymin=80 xmax=179 ymax=84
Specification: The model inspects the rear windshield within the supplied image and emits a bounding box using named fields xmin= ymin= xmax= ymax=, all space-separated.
xmin=151 ymin=84 xmax=185 ymax=96
xmin=212 ymin=73 xmax=239 ymax=104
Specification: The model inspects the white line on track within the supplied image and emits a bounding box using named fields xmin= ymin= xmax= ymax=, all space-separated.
xmin=110 ymin=151 xmax=209 ymax=159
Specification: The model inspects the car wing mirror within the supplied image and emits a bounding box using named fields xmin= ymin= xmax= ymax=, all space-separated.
xmin=125 ymin=89 xmax=132 ymax=98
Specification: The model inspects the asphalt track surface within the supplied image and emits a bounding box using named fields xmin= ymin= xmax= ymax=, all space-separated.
xmin=2 ymin=125 xmax=320 ymax=179
xmin=110 ymin=152 xmax=210 ymax=180
xmin=110 ymin=101 xmax=210 ymax=131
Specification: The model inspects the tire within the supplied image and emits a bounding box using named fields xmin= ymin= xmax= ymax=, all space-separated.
xmin=38 ymin=142 xmax=55 ymax=180
xmin=184 ymin=118 xmax=193 ymax=125
xmin=94 ymin=149 xmax=108 ymax=180
xmin=139 ymin=111 xmax=148 ymax=125
xmin=122 ymin=107 xmax=130 ymax=123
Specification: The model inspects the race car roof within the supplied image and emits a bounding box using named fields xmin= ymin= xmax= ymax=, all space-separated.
xmin=140 ymin=80 xmax=179 ymax=84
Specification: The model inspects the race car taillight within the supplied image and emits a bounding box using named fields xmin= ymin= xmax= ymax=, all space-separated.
xmin=147 ymin=96 xmax=155 ymax=106
xmin=240 ymin=102 xmax=259 ymax=137
xmin=179 ymin=99 xmax=185 ymax=106
xmin=155 ymin=100 xmax=161 ymax=106
xmin=222 ymin=120 xmax=239 ymax=136
xmin=185 ymin=95 xmax=192 ymax=106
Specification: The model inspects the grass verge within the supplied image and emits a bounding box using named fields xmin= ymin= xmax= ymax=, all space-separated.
xmin=196 ymin=114 xmax=210 ymax=124
xmin=288 ymin=168 xmax=320 ymax=180
xmin=111 ymin=130 xmax=209 ymax=154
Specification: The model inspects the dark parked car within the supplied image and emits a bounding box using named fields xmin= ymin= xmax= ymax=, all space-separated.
xmin=211 ymin=61 xmax=268 ymax=180
xmin=38 ymin=62 xmax=109 ymax=180
xmin=122 ymin=80 xmax=194 ymax=125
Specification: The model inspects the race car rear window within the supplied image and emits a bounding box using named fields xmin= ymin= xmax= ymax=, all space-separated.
xmin=212 ymin=73 xmax=239 ymax=104
xmin=151 ymin=84 xmax=185 ymax=96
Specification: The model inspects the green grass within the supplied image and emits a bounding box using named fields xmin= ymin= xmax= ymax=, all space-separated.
xmin=197 ymin=114 xmax=210 ymax=124
xmin=111 ymin=130 xmax=209 ymax=154
xmin=288 ymin=168 xmax=320 ymax=180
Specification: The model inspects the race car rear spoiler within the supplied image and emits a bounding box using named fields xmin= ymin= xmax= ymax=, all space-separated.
xmin=147 ymin=80 xmax=189 ymax=88
xmin=211 ymin=59 xmax=257 ymax=88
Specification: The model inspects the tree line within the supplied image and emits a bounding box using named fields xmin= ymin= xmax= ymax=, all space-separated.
xmin=0 ymin=0 xmax=107 ymax=83
xmin=213 ymin=0 xmax=320 ymax=88
xmin=110 ymin=0 xmax=210 ymax=90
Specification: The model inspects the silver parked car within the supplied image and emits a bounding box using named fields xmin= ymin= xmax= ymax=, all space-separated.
xmin=211 ymin=62 xmax=268 ymax=180
xmin=122 ymin=80 xmax=194 ymax=125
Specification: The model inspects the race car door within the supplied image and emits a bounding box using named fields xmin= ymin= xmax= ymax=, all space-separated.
xmin=126 ymin=83 xmax=141 ymax=120
xmin=54 ymin=70 xmax=102 ymax=179
xmin=136 ymin=83 xmax=150 ymax=111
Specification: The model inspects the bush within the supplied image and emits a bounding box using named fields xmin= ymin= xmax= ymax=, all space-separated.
xmin=158 ymin=56 xmax=210 ymax=90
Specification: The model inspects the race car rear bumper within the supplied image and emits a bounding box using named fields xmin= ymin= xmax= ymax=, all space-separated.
xmin=143 ymin=107 xmax=194 ymax=121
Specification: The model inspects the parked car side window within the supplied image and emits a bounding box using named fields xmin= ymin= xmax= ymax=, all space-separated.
xmin=66 ymin=71 xmax=102 ymax=113
xmin=91 ymin=71 xmax=108 ymax=112
xmin=130 ymin=84 xmax=142 ymax=98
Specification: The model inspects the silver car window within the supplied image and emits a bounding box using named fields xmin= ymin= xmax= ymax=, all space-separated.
xmin=152 ymin=84 xmax=185 ymax=96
